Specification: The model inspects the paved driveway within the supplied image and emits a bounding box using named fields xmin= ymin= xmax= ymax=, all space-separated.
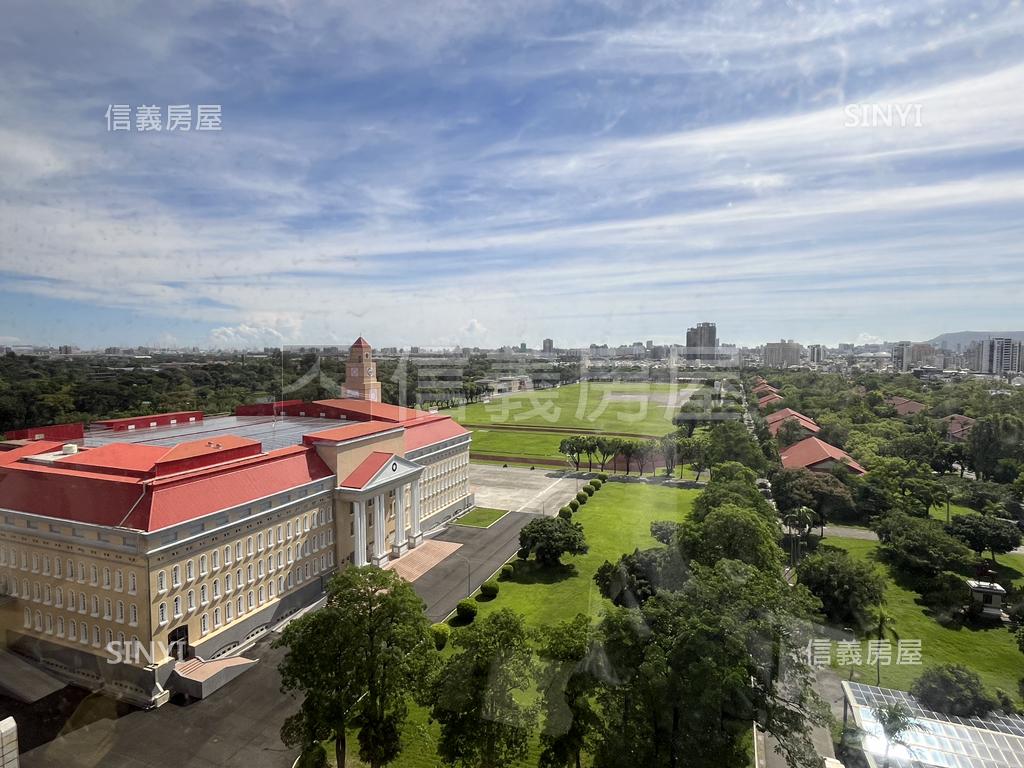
xmin=469 ymin=464 xmax=584 ymax=513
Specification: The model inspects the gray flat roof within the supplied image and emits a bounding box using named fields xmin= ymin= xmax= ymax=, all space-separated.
xmin=84 ymin=415 xmax=351 ymax=453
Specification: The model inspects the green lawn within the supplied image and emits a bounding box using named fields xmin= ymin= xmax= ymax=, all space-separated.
xmin=464 ymin=481 xmax=699 ymax=629
xmin=823 ymin=537 xmax=1024 ymax=701
xmin=445 ymin=382 xmax=696 ymax=436
xmin=469 ymin=428 xmax=566 ymax=462
xmin=324 ymin=481 xmax=699 ymax=767
xmin=454 ymin=507 xmax=508 ymax=528
xmin=928 ymin=502 xmax=979 ymax=524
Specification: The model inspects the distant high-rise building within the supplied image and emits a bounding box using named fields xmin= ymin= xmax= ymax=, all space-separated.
xmin=763 ymin=340 xmax=802 ymax=369
xmin=807 ymin=344 xmax=825 ymax=364
xmin=519 ymin=342 xmax=527 ymax=352
xmin=971 ymin=337 xmax=1023 ymax=374
xmin=891 ymin=341 xmax=912 ymax=372
xmin=685 ymin=322 xmax=717 ymax=361
xmin=542 ymin=338 xmax=554 ymax=353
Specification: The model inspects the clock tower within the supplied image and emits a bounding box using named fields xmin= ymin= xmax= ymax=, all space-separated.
xmin=344 ymin=337 xmax=382 ymax=401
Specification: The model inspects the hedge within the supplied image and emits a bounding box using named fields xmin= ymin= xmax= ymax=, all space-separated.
xmin=456 ymin=599 xmax=478 ymax=622
xmin=480 ymin=580 xmax=500 ymax=599
xmin=582 ymin=485 xmax=595 ymax=497
xmin=569 ymin=499 xmax=580 ymax=512
xmin=576 ymin=491 xmax=589 ymax=504
xmin=590 ymin=478 xmax=603 ymax=490
xmin=597 ymin=473 xmax=609 ymax=482
xmin=558 ymin=507 xmax=573 ymax=520
xmin=297 ymin=744 xmax=328 ymax=768
xmin=431 ymin=622 xmax=451 ymax=651
xmin=500 ymin=563 xmax=515 ymax=580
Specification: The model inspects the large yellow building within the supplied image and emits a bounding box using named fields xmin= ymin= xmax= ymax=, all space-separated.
xmin=0 ymin=338 xmax=472 ymax=706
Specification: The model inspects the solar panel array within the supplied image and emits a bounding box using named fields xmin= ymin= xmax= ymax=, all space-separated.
xmin=847 ymin=682 xmax=1024 ymax=768
xmin=84 ymin=415 xmax=349 ymax=453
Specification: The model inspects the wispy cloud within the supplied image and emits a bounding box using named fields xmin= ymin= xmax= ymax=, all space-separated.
xmin=1 ymin=0 xmax=1023 ymax=347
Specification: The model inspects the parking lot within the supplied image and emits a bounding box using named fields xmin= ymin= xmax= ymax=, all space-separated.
xmin=468 ymin=464 xmax=584 ymax=514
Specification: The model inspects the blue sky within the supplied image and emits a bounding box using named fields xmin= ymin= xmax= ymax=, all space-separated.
xmin=1 ymin=0 xmax=1023 ymax=349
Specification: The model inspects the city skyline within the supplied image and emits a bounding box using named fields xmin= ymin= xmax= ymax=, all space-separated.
xmin=2 ymin=2 xmax=1024 ymax=349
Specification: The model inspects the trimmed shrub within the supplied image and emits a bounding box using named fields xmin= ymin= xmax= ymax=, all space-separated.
xmin=431 ymin=622 xmax=451 ymax=650
xmin=455 ymin=599 xmax=478 ymax=623
xmin=597 ymin=473 xmax=609 ymax=482
xmin=569 ymin=499 xmax=580 ymax=512
xmin=576 ymin=491 xmax=589 ymax=505
xmin=500 ymin=563 xmax=515 ymax=580
xmin=582 ymin=484 xmax=595 ymax=497
xmin=590 ymin=478 xmax=603 ymax=490
xmin=297 ymin=744 xmax=328 ymax=768
xmin=558 ymin=507 xmax=573 ymax=520
xmin=480 ymin=580 xmax=500 ymax=599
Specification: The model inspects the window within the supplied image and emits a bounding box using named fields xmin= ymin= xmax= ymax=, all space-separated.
xmin=69 ymin=619 xmax=77 ymax=640
xmin=214 ymin=607 xmax=221 ymax=628
xmin=247 ymin=564 xmax=253 ymax=583
xmin=286 ymin=521 xmax=291 ymax=539
xmin=257 ymin=532 xmax=263 ymax=551
xmin=66 ymin=559 xmax=73 ymax=580
xmin=277 ymin=552 xmax=283 ymax=569
xmin=201 ymin=613 xmax=209 ymax=635
xmin=57 ymin=616 xmax=64 ymax=636
xmin=129 ymin=572 xmax=137 ymax=594
xmin=257 ymin=560 xmax=264 ymax=578
xmin=173 ymin=596 xmax=181 ymax=618
xmin=80 ymin=624 xmax=89 ymax=645
xmin=213 ymin=579 xmax=220 ymax=598
xmin=91 ymin=595 xmax=99 ymax=616
xmin=93 ymin=626 xmax=100 ymax=647
xmin=258 ymin=586 xmax=264 ymax=604
xmin=78 ymin=562 xmax=86 ymax=582
xmin=130 ymin=603 xmax=138 ymax=625
xmin=212 ymin=550 xmax=220 ymax=570
xmin=268 ymin=580 xmax=274 ymax=598
xmin=246 ymin=536 xmax=253 ymax=556
xmin=236 ymin=596 xmax=243 ymax=615
xmin=247 ymin=590 xmax=254 ymax=610
xmin=200 ymin=584 xmax=208 ymax=604
xmin=187 ymin=590 xmax=195 ymax=611
xmin=186 ymin=560 xmax=194 ymax=581
xmin=224 ymin=546 xmax=231 ymax=566
xmin=171 ymin=565 xmax=180 ymax=587
xmin=235 ymin=542 xmax=242 ymax=561
xmin=23 ymin=607 xmax=31 ymax=628
xmin=116 ymin=601 xmax=124 ymax=622
xmin=79 ymin=592 xmax=86 ymax=612
xmin=225 ymin=572 xmax=232 ymax=592
xmin=115 ymin=569 xmax=123 ymax=591
xmin=199 ymin=554 xmax=207 ymax=575
xmin=159 ymin=603 xmax=167 ymax=624
xmin=104 ymin=598 xmax=111 ymax=619
xmin=226 ymin=602 xmax=233 ymax=621
xmin=157 ymin=570 xmax=166 ymax=592
xmin=103 ymin=567 xmax=111 ymax=588
xmin=45 ymin=613 xmax=53 ymax=634
xmin=43 ymin=556 xmax=50 ymax=575
xmin=90 ymin=565 xmax=97 ymax=585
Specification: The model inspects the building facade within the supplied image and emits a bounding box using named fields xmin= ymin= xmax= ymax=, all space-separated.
xmin=0 ymin=338 xmax=472 ymax=706
xmin=763 ymin=340 xmax=802 ymax=369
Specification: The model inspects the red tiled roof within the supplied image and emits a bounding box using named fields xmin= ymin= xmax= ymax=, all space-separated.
xmin=0 ymin=441 xmax=64 ymax=466
xmin=758 ymin=393 xmax=784 ymax=408
xmin=302 ymin=421 xmax=404 ymax=444
xmin=55 ymin=444 xmax=169 ymax=476
xmin=752 ymin=383 xmax=779 ymax=395
xmin=313 ymin=398 xmax=424 ymax=424
xmin=780 ymin=437 xmax=866 ymax=475
xmin=351 ymin=337 xmax=372 ymax=349
xmin=339 ymin=451 xmax=393 ymax=490
xmin=764 ymin=408 xmax=820 ymax=437
xmin=403 ymin=417 xmax=470 ymax=452
xmin=885 ymin=396 xmax=928 ymax=416
xmin=0 ymin=445 xmax=333 ymax=531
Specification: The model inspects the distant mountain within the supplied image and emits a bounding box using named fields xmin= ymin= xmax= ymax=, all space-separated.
xmin=927 ymin=331 xmax=1024 ymax=347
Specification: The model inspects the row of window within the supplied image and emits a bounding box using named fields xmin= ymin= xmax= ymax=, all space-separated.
xmin=0 ymin=547 xmax=137 ymax=594
xmin=155 ymin=508 xmax=332 ymax=592
xmin=158 ymin=552 xmax=334 ymax=629
xmin=22 ymin=608 xmax=137 ymax=651
xmin=3 ymin=577 xmax=140 ymax=625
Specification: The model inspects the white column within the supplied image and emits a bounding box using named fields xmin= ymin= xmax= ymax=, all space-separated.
xmin=353 ymin=500 xmax=367 ymax=567
xmin=371 ymin=493 xmax=389 ymax=566
xmin=409 ymin=480 xmax=423 ymax=547
xmin=391 ymin=485 xmax=408 ymax=559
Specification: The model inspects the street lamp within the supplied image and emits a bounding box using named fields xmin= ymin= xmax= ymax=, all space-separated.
xmin=449 ymin=551 xmax=473 ymax=598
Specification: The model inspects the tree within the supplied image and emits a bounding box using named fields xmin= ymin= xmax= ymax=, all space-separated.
xmin=872 ymin=513 xmax=972 ymax=575
xmin=946 ymin=514 xmax=1022 ymax=561
xmin=634 ymin=439 xmax=657 ymax=476
xmin=659 ymin=435 xmax=678 ymax=477
xmin=276 ymin=566 xmax=436 ymax=768
xmin=619 ymin=441 xmax=636 ymax=475
xmin=518 ymin=517 xmax=589 ymax=566
xmin=431 ymin=609 xmax=538 ymax=768
xmin=595 ymin=437 xmax=622 ymax=472
xmin=968 ymin=414 xmax=1024 ymax=480
xmin=872 ymin=703 xmax=915 ymax=768
xmin=677 ymin=503 xmax=783 ymax=572
xmin=591 ymin=560 xmax=827 ymax=768
xmin=593 ymin=547 xmax=686 ymax=608
xmin=537 ymin=615 xmax=601 ymax=768
xmin=580 ymin=435 xmax=598 ymax=472
xmin=803 ymin=471 xmax=856 ymax=535
xmin=870 ymin=610 xmax=900 ymax=686
xmin=796 ymin=547 xmax=885 ymax=629
xmin=911 ymin=665 xmax=997 ymax=717
xmin=706 ymin=420 xmax=767 ymax=473
xmin=559 ymin=437 xmax=583 ymax=471
xmin=782 ymin=507 xmax=816 ymax=568
xmin=775 ymin=418 xmax=805 ymax=448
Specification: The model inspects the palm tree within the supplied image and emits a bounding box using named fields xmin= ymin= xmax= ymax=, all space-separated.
xmin=871 ymin=610 xmax=899 ymax=686
xmin=783 ymin=507 xmax=815 ymax=568
xmin=873 ymin=702 xmax=915 ymax=768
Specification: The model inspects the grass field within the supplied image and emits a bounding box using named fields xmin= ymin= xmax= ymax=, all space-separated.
xmin=823 ymin=537 xmax=1024 ymax=702
xmin=928 ymin=502 xmax=980 ymax=523
xmin=469 ymin=428 xmax=566 ymax=462
xmin=325 ymin=481 xmax=699 ymax=767
xmin=464 ymin=480 xmax=699 ymax=629
xmin=448 ymin=382 xmax=696 ymax=436
xmin=454 ymin=507 xmax=507 ymax=528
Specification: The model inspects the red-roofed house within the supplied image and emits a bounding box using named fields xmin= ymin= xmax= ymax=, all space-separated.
xmin=752 ymin=382 xmax=780 ymax=396
xmin=780 ymin=437 xmax=866 ymax=475
xmin=942 ymin=414 xmax=976 ymax=442
xmin=765 ymin=408 xmax=821 ymax=441
xmin=0 ymin=338 xmax=472 ymax=707
xmin=886 ymin=396 xmax=928 ymax=417
xmin=758 ymin=392 xmax=784 ymax=410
